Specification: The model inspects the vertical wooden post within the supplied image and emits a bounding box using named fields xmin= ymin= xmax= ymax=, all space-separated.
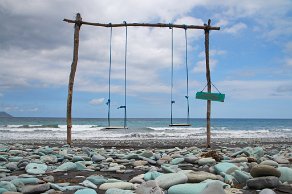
xmin=66 ymin=13 xmax=82 ymax=145
xmin=204 ymin=19 xmax=212 ymax=148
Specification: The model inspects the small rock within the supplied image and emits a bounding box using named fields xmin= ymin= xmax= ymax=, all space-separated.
xmin=198 ymin=158 xmax=216 ymax=166
xmin=277 ymin=167 xmax=292 ymax=182
xmin=201 ymin=181 xmax=226 ymax=194
xmin=21 ymin=183 xmax=50 ymax=194
xmin=80 ymin=180 xmax=97 ymax=189
xmin=74 ymin=188 xmax=97 ymax=194
xmin=25 ymin=163 xmax=47 ymax=175
xmin=135 ymin=180 xmax=163 ymax=194
xmin=106 ymin=188 xmax=134 ymax=194
xmin=185 ymin=171 xmax=218 ymax=183
xmin=155 ymin=172 xmax=188 ymax=189
xmin=92 ymin=154 xmax=106 ymax=162
xmin=99 ymin=182 xmax=135 ymax=190
xmin=259 ymin=188 xmax=276 ymax=194
xmin=260 ymin=160 xmax=278 ymax=167
xmin=250 ymin=165 xmax=281 ymax=178
xmin=246 ymin=176 xmax=279 ymax=190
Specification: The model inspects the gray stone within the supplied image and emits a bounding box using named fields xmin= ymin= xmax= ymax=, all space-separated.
xmin=214 ymin=163 xmax=239 ymax=174
xmin=99 ymin=182 xmax=135 ymax=190
xmin=5 ymin=163 xmax=18 ymax=171
xmin=246 ymin=176 xmax=279 ymax=190
xmin=86 ymin=175 xmax=107 ymax=185
xmin=138 ymin=156 xmax=156 ymax=164
xmin=17 ymin=160 xmax=30 ymax=169
xmin=25 ymin=163 xmax=47 ymax=175
xmin=72 ymin=156 xmax=85 ymax=162
xmin=277 ymin=183 xmax=292 ymax=193
xmin=92 ymin=154 xmax=106 ymax=162
xmin=250 ymin=165 xmax=281 ymax=178
xmin=185 ymin=171 xmax=218 ymax=183
xmin=74 ymin=188 xmax=97 ymax=194
xmin=106 ymin=188 xmax=134 ymax=194
xmin=80 ymin=180 xmax=97 ymax=189
xmin=42 ymin=175 xmax=54 ymax=183
xmin=155 ymin=172 xmax=188 ymax=189
xmin=0 ymin=188 xmax=8 ymax=194
xmin=259 ymin=188 xmax=276 ymax=194
xmin=139 ymin=151 xmax=153 ymax=158
xmin=201 ymin=181 xmax=226 ymax=194
xmin=0 ymin=181 xmax=17 ymax=192
xmin=277 ymin=167 xmax=292 ymax=182
xmin=170 ymin=158 xmax=184 ymax=165
xmin=135 ymin=180 xmax=163 ymax=194
xmin=198 ymin=158 xmax=216 ymax=166
xmin=260 ymin=160 xmax=278 ymax=168
xmin=144 ymin=171 xmax=162 ymax=181
xmin=21 ymin=183 xmax=50 ymax=194
xmin=161 ymin=164 xmax=181 ymax=173
xmin=232 ymin=170 xmax=252 ymax=184
xmin=40 ymin=155 xmax=58 ymax=164
xmin=54 ymin=162 xmax=76 ymax=172
xmin=184 ymin=155 xmax=198 ymax=164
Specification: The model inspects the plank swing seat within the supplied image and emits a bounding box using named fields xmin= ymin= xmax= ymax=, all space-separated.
xmin=169 ymin=123 xmax=191 ymax=127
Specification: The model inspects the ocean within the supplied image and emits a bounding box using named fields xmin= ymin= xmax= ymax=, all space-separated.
xmin=0 ymin=117 xmax=291 ymax=141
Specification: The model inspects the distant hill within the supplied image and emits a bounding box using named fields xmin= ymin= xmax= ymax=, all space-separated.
xmin=0 ymin=112 xmax=13 ymax=118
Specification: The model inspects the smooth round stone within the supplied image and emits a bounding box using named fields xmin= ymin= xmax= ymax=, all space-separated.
xmin=168 ymin=183 xmax=208 ymax=194
xmin=139 ymin=151 xmax=153 ymax=158
xmin=21 ymin=183 xmax=50 ymax=194
xmin=0 ymin=188 xmax=8 ymax=194
xmin=133 ymin=160 xmax=148 ymax=167
xmin=75 ymin=162 xmax=87 ymax=171
xmin=277 ymin=183 xmax=292 ymax=193
xmin=184 ymin=155 xmax=198 ymax=164
xmin=99 ymin=182 xmax=135 ymax=190
xmin=155 ymin=172 xmax=188 ymax=189
xmin=25 ymin=163 xmax=48 ymax=175
xmin=138 ymin=156 xmax=156 ymax=164
xmin=135 ymin=180 xmax=163 ymax=194
xmin=250 ymin=165 xmax=281 ymax=178
xmin=259 ymin=188 xmax=276 ymax=194
xmin=40 ymin=155 xmax=58 ymax=164
xmin=8 ymin=157 xmax=23 ymax=162
xmin=0 ymin=181 xmax=17 ymax=192
xmin=260 ymin=160 xmax=278 ymax=167
xmin=230 ymin=157 xmax=248 ymax=163
xmin=0 ymin=156 xmax=8 ymax=162
xmin=232 ymin=170 xmax=252 ymax=184
xmin=72 ymin=156 xmax=85 ymax=162
xmin=11 ymin=177 xmax=43 ymax=185
xmin=277 ymin=167 xmax=292 ymax=182
xmin=185 ymin=171 xmax=218 ymax=183
xmin=42 ymin=175 xmax=54 ymax=182
xmin=273 ymin=156 xmax=289 ymax=164
xmin=161 ymin=164 xmax=181 ymax=173
xmin=170 ymin=158 xmax=184 ymax=165
xmin=86 ymin=175 xmax=107 ymax=185
xmin=16 ymin=159 xmax=30 ymax=169
xmin=81 ymin=180 xmax=97 ymax=189
xmin=144 ymin=171 xmax=162 ymax=181
xmin=214 ymin=163 xmax=239 ymax=174
xmin=55 ymin=162 xmax=76 ymax=171
xmin=197 ymin=158 xmax=216 ymax=166
xmin=201 ymin=181 xmax=226 ymax=194
xmin=91 ymin=154 xmax=106 ymax=162
xmin=5 ymin=162 xmax=18 ymax=171
xmin=74 ymin=188 xmax=97 ymax=194
xmin=246 ymin=176 xmax=279 ymax=190
xmin=106 ymin=188 xmax=134 ymax=194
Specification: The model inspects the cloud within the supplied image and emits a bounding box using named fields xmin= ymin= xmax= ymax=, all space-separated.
xmin=219 ymin=80 xmax=292 ymax=100
xmin=193 ymin=49 xmax=225 ymax=73
xmin=3 ymin=106 xmax=39 ymax=112
xmin=223 ymin=23 xmax=247 ymax=34
xmin=89 ymin=98 xmax=105 ymax=105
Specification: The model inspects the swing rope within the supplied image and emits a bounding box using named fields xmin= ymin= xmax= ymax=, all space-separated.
xmin=123 ymin=21 xmax=128 ymax=128
xmin=184 ymin=27 xmax=190 ymax=124
xmin=106 ymin=24 xmax=113 ymax=127
xmin=200 ymin=82 xmax=222 ymax=93
xmin=170 ymin=27 xmax=174 ymax=125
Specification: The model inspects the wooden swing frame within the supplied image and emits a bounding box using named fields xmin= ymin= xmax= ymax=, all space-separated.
xmin=63 ymin=13 xmax=220 ymax=147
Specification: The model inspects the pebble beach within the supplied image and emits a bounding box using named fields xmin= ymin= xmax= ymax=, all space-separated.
xmin=0 ymin=137 xmax=292 ymax=194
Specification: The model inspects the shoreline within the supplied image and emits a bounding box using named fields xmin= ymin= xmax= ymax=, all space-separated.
xmin=2 ymin=137 xmax=292 ymax=148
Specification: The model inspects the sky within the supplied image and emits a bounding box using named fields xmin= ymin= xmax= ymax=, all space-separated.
xmin=0 ymin=0 xmax=292 ymax=119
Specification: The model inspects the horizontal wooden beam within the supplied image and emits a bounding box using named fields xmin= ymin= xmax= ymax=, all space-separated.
xmin=63 ymin=19 xmax=220 ymax=31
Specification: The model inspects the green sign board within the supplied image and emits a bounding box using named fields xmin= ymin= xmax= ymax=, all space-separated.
xmin=196 ymin=91 xmax=225 ymax=102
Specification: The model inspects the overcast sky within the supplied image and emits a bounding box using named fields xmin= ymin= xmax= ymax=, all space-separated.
xmin=0 ymin=0 xmax=291 ymax=118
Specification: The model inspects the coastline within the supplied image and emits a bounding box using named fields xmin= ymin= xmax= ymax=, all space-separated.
xmin=2 ymin=137 xmax=292 ymax=148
